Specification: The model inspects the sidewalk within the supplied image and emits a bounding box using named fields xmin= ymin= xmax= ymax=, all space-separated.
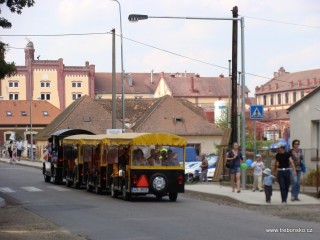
xmin=1 ymin=157 xmax=319 ymax=206
xmin=185 ymin=182 xmax=320 ymax=206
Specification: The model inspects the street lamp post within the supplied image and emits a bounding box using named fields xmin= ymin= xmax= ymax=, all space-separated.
xmin=129 ymin=12 xmax=247 ymax=188
xmin=27 ymin=49 xmax=33 ymax=161
xmin=110 ymin=0 xmax=125 ymax=131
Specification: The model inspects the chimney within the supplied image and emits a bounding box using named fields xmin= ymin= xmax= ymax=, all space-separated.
xmin=150 ymin=70 xmax=154 ymax=84
xmin=85 ymin=61 xmax=89 ymax=68
xmin=190 ymin=76 xmax=195 ymax=92
xmin=170 ymin=73 xmax=175 ymax=78
xmin=261 ymin=86 xmax=264 ymax=91
xmin=195 ymin=73 xmax=200 ymax=78
xmin=275 ymin=83 xmax=279 ymax=89
xmin=219 ymin=74 xmax=224 ymax=78
xmin=128 ymin=73 xmax=133 ymax=87
xmin=160 ymin=72 xmax=164 ymax=78
xmin=184 ymin=70 xmax=187 ymax=77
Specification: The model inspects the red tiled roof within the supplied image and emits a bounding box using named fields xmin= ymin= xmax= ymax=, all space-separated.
xmin=163 ymin=74 xmax=249 ymax=97
xmin=95 ymin=72 xmax=161 ymax=94
xmin=0 ymin=100 xmax=61 ymax=125
xmin=255 ymin=68 xmax=320 ymax=95
xmin=132 ymin=95 xmax=223 ymax=136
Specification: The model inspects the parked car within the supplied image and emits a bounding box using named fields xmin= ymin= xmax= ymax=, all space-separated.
xmin=185 ymin=162 xmax=201 ymax=183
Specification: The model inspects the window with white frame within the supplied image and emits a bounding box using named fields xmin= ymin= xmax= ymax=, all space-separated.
xmin=41 ymin=81 xmax=51 ymax=88
xmin=40 ymin=93 xmax=51 ymax=100
xmin=9 ymin=82 xmax=18 ymax=88
xmin=277 ymin=93 xmax=281 ymax=105
xmin=72 ymin=93 xmax=82 ymax=100
xmin=9 ymin=93 xmax=19 ymax=100
xmin=72 ymin=82 xmax=82 ymax=88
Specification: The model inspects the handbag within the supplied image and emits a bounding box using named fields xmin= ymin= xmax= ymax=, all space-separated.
xmin=225 ymin=160 xmax=234 ymax=169
xmin=225 ymin=151 xmax=234 ymax=169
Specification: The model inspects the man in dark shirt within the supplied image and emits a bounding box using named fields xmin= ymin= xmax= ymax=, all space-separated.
xmin=274 ymin=144 xmax=296 ymax=203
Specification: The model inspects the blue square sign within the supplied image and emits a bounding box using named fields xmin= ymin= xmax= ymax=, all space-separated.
xmin=250 ymin=105 xmax=264 ymax=120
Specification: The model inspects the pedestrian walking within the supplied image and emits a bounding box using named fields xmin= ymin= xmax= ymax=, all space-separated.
xmin=226 ymin=142 xmax=244 ymax=193
xmin=7 ymin=140 xmax=15 ymax=164
xmin=251 ymin=154 xmax=265 ymax=192
xmin=274 ymin=144 xmax=296 ymax=204
xmin=289 ymin=139 xmax=306 ymax=201
xmin=200 ymin=154 xmax=208 ymax=182
xmin=16 ymin=139 xmax=24 ymax=161
xmin=263 ymin=168 xmax=274 ymax=203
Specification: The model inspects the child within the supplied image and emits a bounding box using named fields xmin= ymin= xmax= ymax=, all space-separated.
xmin=263 ymin=168 xmax=274 ymax=203
xmin=251 ymin=154 xmax=265 ymax=192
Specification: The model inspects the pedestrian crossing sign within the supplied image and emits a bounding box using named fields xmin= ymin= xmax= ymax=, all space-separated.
xmin=250 ymin=105 xmax=264 ymax=120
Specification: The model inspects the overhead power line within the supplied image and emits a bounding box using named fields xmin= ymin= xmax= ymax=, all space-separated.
xmin=3 ymin=31 xmax=318 ymax=89
xmin=244 ymin=16 xmax=320 ymax=29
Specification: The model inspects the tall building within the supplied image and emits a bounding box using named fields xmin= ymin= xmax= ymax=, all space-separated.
xmin=0 ymin=41 xmax=95 ymax=110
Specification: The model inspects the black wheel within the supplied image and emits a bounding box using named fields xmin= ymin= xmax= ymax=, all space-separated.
xmin=185 ymin=174 xmax=194 ymax=183
xmin=150 ymin=174 xmax=168 ymax=194
xmin=111 ymin=182 xmax=118 ymax=198
xmin=86 ymin=180 xmax=93 ymax=192
xmin=122 ymin=184 xmax=130 ymax=201
xmin=44 ymin=174 xmax=51 ymax=183
xmin=169 ymin=192 xmax=178 ymax=202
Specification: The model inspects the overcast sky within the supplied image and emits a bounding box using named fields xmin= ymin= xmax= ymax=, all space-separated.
xmin=1 ymin=0 xmax=320 ymax=96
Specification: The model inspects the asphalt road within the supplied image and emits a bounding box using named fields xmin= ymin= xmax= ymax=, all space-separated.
xmin=0 ymin=162 xmax=319 ymax=240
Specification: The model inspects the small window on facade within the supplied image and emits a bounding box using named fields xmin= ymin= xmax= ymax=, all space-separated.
xmin=77 ymin=82 xmax=82 ymax=87
xmin=285 ymin=92 xmax=289 ymax=104
xmin=301 ymin=90 xmax=304 ymax=98
xmin=263 ymin=95 xmax=267 ymax=106
xmin=41 ymin=82 xmax=45 ymax=87
xmin=72 ymin=93 xmax=82 ymax=100
xmin=43 ymin=111 xmax=49 ymax=116
xmin=21 ymin=111 xmax=27 ymax=116
xmin=9 ymin=82 xmax=18 ymax=87
xmin=72 ymin=82 xmax=76 ymax=88
xmin=293 ymin=91 xmax=297 ymax=103
xmin=46 ymin=82 xmax=50 ymax=87
xmin=41 ymin=93 xmax=51 ymax=100
xmin=6 ymin=111 xmax=12 ymax=116
xmin=277 ymin=93 xmax=281 ymax=105
xmin=9 ymin=93 xmax=19 ymax=100
xmin=270 ymin=94 xmax=274 ymax=105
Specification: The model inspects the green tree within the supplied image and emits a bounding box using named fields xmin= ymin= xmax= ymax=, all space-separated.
xmin=0 ymin=0 xmax=35 ymax=80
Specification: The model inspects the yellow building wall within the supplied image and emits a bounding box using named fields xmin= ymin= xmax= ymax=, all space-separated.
xmin=65 ymin=75 xmax=90 ymax=107
xmin=185 ymin=135 xmax=222 ymax=155
xmin=33 ymin=69 xmax=60 ymax=108
xmin=1 ymin=74 xmax=27 ymax=100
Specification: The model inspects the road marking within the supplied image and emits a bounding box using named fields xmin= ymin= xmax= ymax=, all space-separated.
xmin=0 ymin=187 xmax=16 ymax=193
xmin=21 ymin=187 xmax=43 ymax=192
xmin=46 ymin=186 xmax=70 ymax=192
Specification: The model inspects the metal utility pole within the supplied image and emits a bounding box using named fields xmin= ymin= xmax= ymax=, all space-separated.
xmin=231 ymin=6 xmax=238 ymax=144
xmin=111 ymin=28 xmax=116 ymax=129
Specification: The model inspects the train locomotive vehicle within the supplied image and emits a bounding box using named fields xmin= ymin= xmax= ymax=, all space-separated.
xmin=42 ymin=129 xmax=94 ymax=184
xmin=102 ymin=132 xmax=186 ymax=201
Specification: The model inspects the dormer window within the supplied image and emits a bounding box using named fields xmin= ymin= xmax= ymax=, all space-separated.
xmin=6 ymin=111 xmax=12 ymax=116
xmin=21 ymin=111 xmax=27 ymax=116
xmin=43 ymin=111 xmax=49 ymax=116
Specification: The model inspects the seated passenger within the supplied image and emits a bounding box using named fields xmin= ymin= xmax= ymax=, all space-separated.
xmin=147 ymin=148 xmax=162 ymax=166
xmin=133 ymin=149 xmax=148 ymax=166
xmin=118 ymin=147 xmax=130 ymax=170
xmin=160 ymin=149 xmax=168 ymax=166
xmin=166 ymin=150 xmax=180 ymax=166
